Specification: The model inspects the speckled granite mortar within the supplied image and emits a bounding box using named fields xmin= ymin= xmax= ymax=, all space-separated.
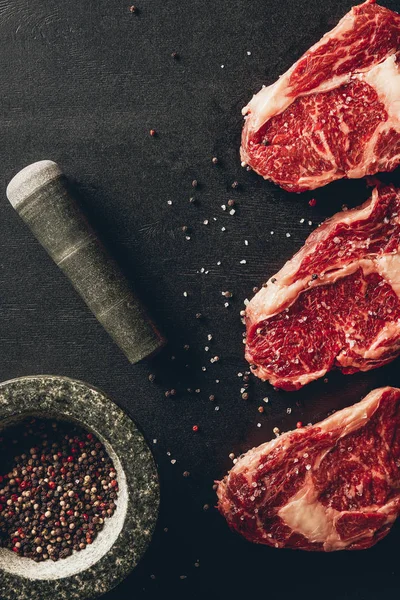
xmin=0 ymin=376 xmax=159 ymax=600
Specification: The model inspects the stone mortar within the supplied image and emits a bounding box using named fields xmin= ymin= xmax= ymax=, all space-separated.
xmin=0 ymin=375 xmax=160 ymax=600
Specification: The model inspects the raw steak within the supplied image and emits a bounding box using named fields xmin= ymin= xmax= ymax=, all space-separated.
xmin=241 ymin=0 xmax=400 ymax=192
xmin=245 ymin=185 xmax=400 ymax=390
xmin=217 ymin=387 xmax=400 ymax=551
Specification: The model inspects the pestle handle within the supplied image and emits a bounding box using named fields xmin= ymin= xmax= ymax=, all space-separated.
xmin=7 ymin=160 xmax=166 ymax=363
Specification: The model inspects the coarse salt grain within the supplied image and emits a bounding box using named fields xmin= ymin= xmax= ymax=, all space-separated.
xmin=286 ymin=233 xmax=291 ymax=237
xmin=221 ymin=227 xmax=226 ymax=232
xmin=240 ymin=259 xmax=247 ymax=264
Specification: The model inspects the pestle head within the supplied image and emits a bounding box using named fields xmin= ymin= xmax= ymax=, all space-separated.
xmin=7 ymin=160 xmax=62 ymax=209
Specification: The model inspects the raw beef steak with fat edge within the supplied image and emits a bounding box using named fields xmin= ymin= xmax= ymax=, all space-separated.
xmin=241 ymin=0 xmax=400 ymax=192
xmin=245 ymin=185 xmax=400 ymax=390
xmin=217 ymin=387 xmax=400 ymax=551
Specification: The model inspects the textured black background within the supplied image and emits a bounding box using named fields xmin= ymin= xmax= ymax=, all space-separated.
xmin=1 ymin=1 xmax=400 ymax=598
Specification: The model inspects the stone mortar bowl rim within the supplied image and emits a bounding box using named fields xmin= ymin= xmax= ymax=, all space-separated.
xmin=0 ymin=374 xmax=160 ymax=600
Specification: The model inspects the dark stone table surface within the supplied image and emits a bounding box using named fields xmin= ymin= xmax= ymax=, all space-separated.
xmin=1 ymin=1 xmax=400 ymax=598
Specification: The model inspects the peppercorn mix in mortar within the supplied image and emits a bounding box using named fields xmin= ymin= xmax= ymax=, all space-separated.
xmin=0 ymin=418 xmax=118 ymax=562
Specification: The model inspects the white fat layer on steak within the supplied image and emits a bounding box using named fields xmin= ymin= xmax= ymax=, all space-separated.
xmin=278 ymin=489 xmax=342 ymax=549
xmin=362 ymin=54 xmax=400 ymax=123
xmin=278 ymin=486 xmax=396 ymax=551
xmin=377 ymin=253 xmax=400 ymax=298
